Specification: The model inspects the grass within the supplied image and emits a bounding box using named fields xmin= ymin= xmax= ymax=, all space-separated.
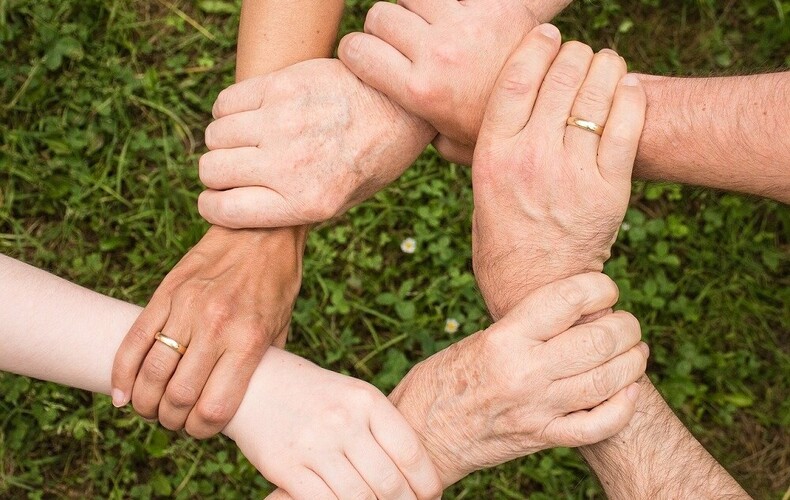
xmin=1 ymin=0 xmax=788 ymax=498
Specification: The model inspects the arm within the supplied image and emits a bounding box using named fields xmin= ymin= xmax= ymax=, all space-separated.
xmin=467 ymin=33 xmax=748 ymax=496
xmin=236 ymin=0 xmax=344 ymax=79
xmin=635 ymin=73 xmax=790 ymax=203
xmin=110 ymin=0 xmax=345 ymax=438
xmin=579 ymin=377 xmax=749 ymax=499
xmin=0 ymin=254 xmax=442 ymax=498
xmin=340 ymin=4 xmax=790 ymax=203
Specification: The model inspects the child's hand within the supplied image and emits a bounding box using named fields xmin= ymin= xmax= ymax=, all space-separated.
xmin=223 ymin=349 xmax=442 ymax=499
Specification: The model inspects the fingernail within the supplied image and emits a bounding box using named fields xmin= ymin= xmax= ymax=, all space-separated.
xmin=599 ymin=48 xmax=618 ymax=56
xmin=627 ymin=383 xmax=641 ymax=402
xmin=111 ymin=388 xmax=128 ymax=408
xmin=537 ymin=24 xmax=561 ymax=40
xmin=621 ymin=73 xmax=640 ymax=86
xmin=638 ymin=342 xmax=650 ymax=358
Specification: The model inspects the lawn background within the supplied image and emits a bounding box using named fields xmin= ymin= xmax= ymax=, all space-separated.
xmin=1 ymin=0 xmax=788 ymax=498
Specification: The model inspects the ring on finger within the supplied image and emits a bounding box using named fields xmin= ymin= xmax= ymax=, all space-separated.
xmin=566 ymin=116 xmax=605 ymax=136
xmin=154 ymin=332 xmax=187 ymax=355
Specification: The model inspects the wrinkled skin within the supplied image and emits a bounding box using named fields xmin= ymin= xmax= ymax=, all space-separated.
xmin=198 ymin=58 xmax=434 ymax=228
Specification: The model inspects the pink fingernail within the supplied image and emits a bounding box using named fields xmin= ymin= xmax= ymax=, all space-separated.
xmin=537 ymin=24 xmax=561 ymax=40
xmin=638 ymin=342 xmax=650 ymax=358
xmin=621 ymin=74 xmax=640 ymax=86
xmin=627 ymin=383 xmax=641 ymax=402
xmin=111 ymin=388 xmax=128 ymax=408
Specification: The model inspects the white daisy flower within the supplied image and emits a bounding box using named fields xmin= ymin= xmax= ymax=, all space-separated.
xmin=400 ymin=237 xmax=417 ymax=254
xmin=444 ymin=318 xmax=460 ymax=334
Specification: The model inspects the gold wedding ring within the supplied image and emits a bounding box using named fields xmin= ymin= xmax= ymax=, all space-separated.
xmin=155 ymin=332 xmax=187 ymax=355
xmin=566 ymin=116 xmax=605 ymax=136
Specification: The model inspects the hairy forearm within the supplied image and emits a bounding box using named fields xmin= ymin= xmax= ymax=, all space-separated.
xmin=635 ymin=72 xmax=790 ymax=202
xmin=579 ymin=376 xmax=748 ymax=499
xmin=237 ymin=0 xmax=344 ymax=80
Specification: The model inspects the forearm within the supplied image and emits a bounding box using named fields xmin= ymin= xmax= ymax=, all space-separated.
xmin=236 ymin=0 xmax=344 ymax=80
xmin=0 ymin=253 xmax=282 ymax=438
xmin=635 ymin=72 xmax=790 ymax=202
xmin=579 ymin=376 xmax=748 ymax=499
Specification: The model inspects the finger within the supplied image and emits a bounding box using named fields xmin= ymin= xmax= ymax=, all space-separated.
xmin=211 ymin=76 xmax=268 ymax=119
xmin=486 ymin=272 xmax=620 ymax=343
xmin=432 ymin=135 xmax=473 ymax=165
xmin=597 ymin=74 xmax=646 ymax=187
xmin=338 ymin=32 xmax=412 ymax=107
xmin=370 ymin=403 xmax=443 ymax=499
xmin=184 ymin=350 xmax=260 ymax=439
xmin=553 ymin=343 xmax=648 ymax=412
xmin=542 ymin=310 xmax=642 ymax=379
xmin=158 ymin=340 xmax=221 ymax=431
xmin=131 ymin=332 xmax=184 ymax=420
xmin=547 ymin=382 xmax=641 ymax=447
xmin=365 ymin=2 xmax=428 ymax=59
xmin=204 ymin=110 xmax=262 ymax=150
xmin=346 ymin=436 xmax=415 ymax=500
xmin=277 ymin=468 xmax=338 ymax=500
xmin=396 ymin=0 xmax=458 ymax=23
xmin=478 ymin=24 xmax=562 ymax=142
xmin=312 ymin=457 xmax=377 ymax=500
xmin=528 ymin=40 xmax=594 ymax=135
xmin=564 ymin=49 xmax=626 ymax=156
xmin=198 ymin=187 xmax=297 ymax=229
xmin=198 ymin=147 xmax=271 ymax=190
xmin=111 ymin=294 xmax=170 ymax=407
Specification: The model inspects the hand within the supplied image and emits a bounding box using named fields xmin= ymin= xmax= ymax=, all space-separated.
xmin=388 ymin=273 xmax=647 ymax=487
xmin=224 ymin=348 xmax=443 ymax=500
xmin=111 ymin=225 xmax=305 ymax=438
xmin=338 ymin=0 xmax=571 ymax=164
xmin=197 ymin=58 xmax=435 ymax=228
xmin=470 ymin=27 xmax=646 ymax=319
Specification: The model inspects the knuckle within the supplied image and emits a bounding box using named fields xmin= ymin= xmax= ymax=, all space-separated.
xmin=129 ymin=325 xmax=154 ymax=347
xmin=616 ymin=311 xmax=641 ymax=340
xmin=395 ymin=438 xmax=424 ymax=470
xmin=433 ymin=42 xmax=462 ymax=67
xmin=203 ymin=300 xmax=232 ymax=331
xmin=547 ymin=62 xmax=584 ymax=89
xmin=498 ymin=64 xmax=538 ymax=96
xmin=553 ymin=279 xmax=587 ymax=309
xmin=142 ymin=353 xmax=173 ymax=382
xmin=576 ymin=84 xmax=612 ymax=108
xmin=591 ymin=365 xmax=614 ymax=400
xmin=406 ymin=76 xmax=438 ymax=105
xmin=604 ymin=122 xmax=637 ymax=150
xmin=588 ymin=324 xmax=617 ymax=359
xmin=194 ymin=399 xmax=233 ymax=428
xmin=165 ymin=382 xmax=199 ymax=409
xmin=418 ymin=479 xmax=444 ymax=500
xmin=379 ymin=470 xmax=407 ymax=498
xmin=350 ymin=490 xmax=376 ymax=500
